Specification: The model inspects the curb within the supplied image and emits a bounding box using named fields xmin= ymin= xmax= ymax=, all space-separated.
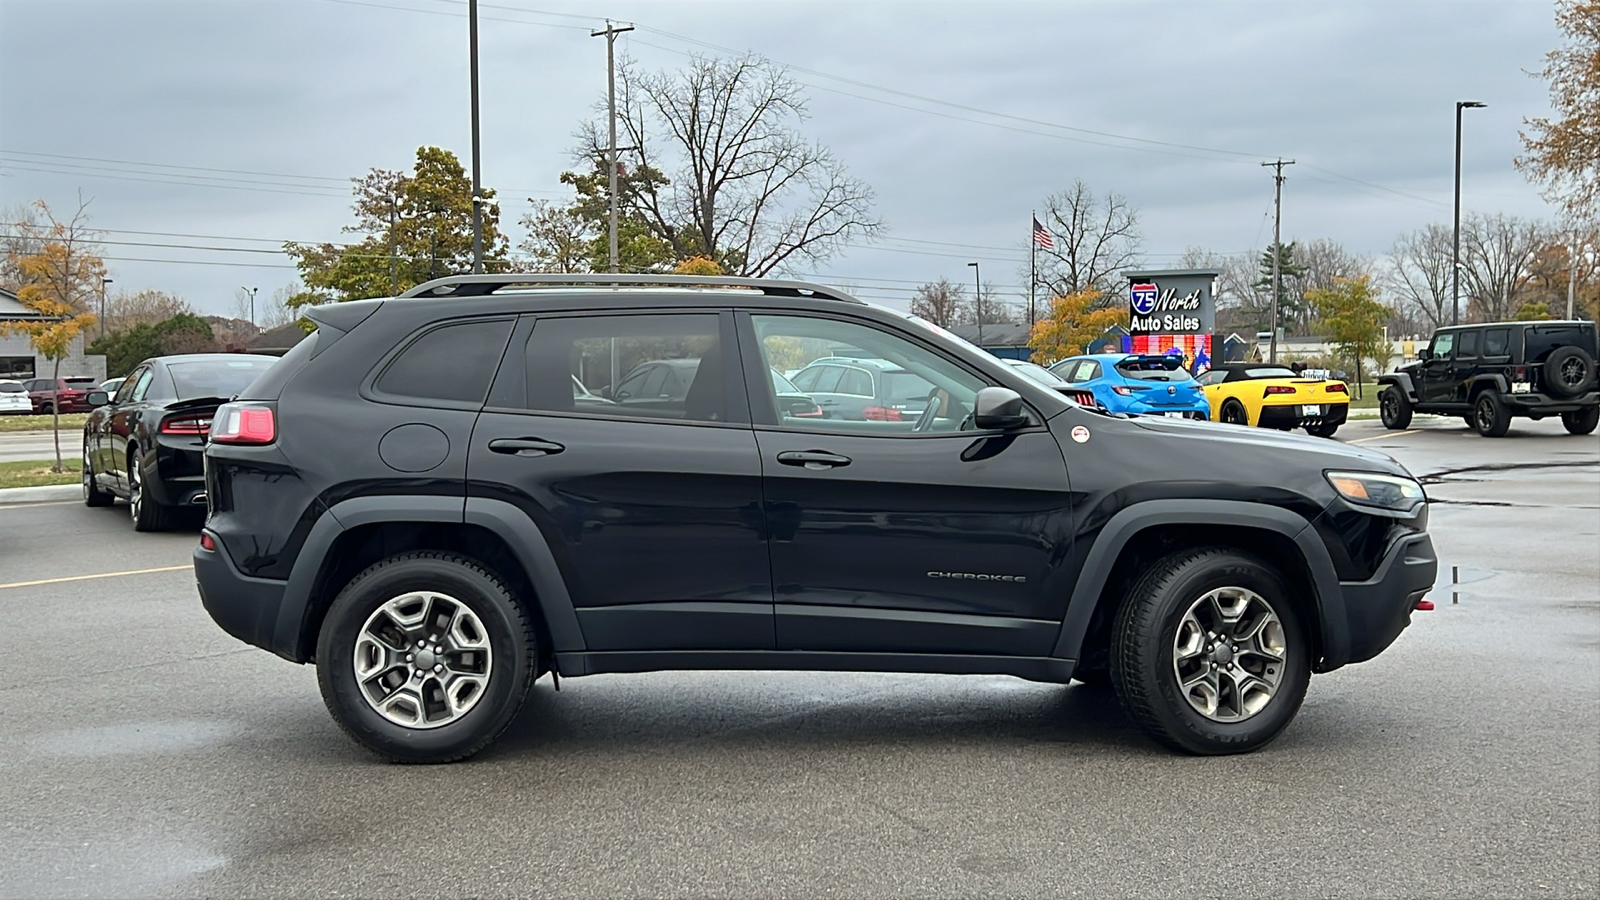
xmin=0 ymin=484 xmax=81 ymax=506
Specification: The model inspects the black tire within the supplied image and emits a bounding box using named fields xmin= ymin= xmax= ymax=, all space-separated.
xmin=1562 ymin=406 xmax=1599 ymax=435
xmin=1109 ymin=547 xmax=1310 ymax=755
xmin=1379 ymin=386 xmax=1412 ymax=429
xmin=1220 ymin=400 xmax=1249 ymax=426
xmin=82 ymin=440 xmax=113 ymax=507
xmin=1471 ymin=390 xmax=1511 ymax=437
xmin=1304 ymin=422 xmax=1339 ymax=438
xmin=316 ymin=552 xmax=538 ymax=764
xmin=1543 ymin=346 xmax=1596 ymax=399
xmin=39 ymin=402 xmax=54 ymax=416
xmin=128 ymin=447 xmax=174 ymax=531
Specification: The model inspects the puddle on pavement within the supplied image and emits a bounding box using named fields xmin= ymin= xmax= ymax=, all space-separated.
xmin=3 ymin=834 xmax=226 ymax=900
xmin=34 ymin=720 xmax=240 ymax=758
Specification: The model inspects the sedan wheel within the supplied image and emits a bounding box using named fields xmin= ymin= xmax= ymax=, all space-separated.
xmin=83 ymin=442 xmax=113 ymax=507
xmin=128 ymin=451 xmax=173 ymax=531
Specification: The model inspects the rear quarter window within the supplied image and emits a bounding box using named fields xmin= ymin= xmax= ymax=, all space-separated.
xmin=374 ymin=318 xmax=514 ymax=406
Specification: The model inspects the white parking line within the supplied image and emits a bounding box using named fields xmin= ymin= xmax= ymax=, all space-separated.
xmin=1347 ymin=430 xmax=1420 ymax=443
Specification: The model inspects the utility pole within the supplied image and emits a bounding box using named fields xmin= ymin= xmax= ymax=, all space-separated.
xmin=1569 ymin=235 xmax=1579 ymax=320
xmin=388 ymin=197 xmax=399 ymax=296
xmin=468 ymin=0 xmax=484 ymax=274
xmin=592 ymin=20 xmax=634 ymax=274
xmin=241 ymin=286 xmax=258 ymax=329
xmin=1262 ymin=159 xmax=1294 ymax=364
xmin=98 ymin=277 xmax=112 ymax=340
xmin=968 ymin=262 xmax=983 ymax=348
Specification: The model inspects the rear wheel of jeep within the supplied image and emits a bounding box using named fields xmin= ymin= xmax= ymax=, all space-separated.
xmin=1110 ymin=547 xmax=1310 ymax=755
xmin=1379 ymin=386 xmax=1412 ymax=429
xmin=316 ymin=552 xmax=538 ymax=763
xmin=1562 ymin=406 xmax=1599 ymax=435
xmin=1472 ymin=390 xmax=1512 ymax=437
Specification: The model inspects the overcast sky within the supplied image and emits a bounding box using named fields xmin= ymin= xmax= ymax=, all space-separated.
xmin=0 ymin=0 xmax=1565 ymax=318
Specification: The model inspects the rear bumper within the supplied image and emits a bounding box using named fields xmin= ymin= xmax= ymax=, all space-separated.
xmin=1257 ymin=401 xmax=1348 ymax=429
xmin=195 ymin=538 xmax=293 ymax=659
xmin=1336 ymin=531 xmax=1437 ymax=666
xmin=1503 ymin=390 xmax=1599 ymax=413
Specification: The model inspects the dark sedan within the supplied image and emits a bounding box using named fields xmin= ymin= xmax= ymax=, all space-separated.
xmin=83 ymin=353 xmax=278 ymax=530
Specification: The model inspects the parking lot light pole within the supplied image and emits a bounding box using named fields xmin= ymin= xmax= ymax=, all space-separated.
xmin=1453 ymin=101 xmax=1487 ymax=326
xmin=97 ymin=275 xmax=112 ymax=337
xmin=241 ymin=286 xmax=258 ymax=328
xmin=968 ymin=261 xmax=982 ymax=347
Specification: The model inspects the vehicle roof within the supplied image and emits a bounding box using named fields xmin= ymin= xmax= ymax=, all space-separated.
xmin=800 ymin=356 xmax=905 ymax=371
xmin=1434 ymin=320 xmax=1592 ymax=329
xmin=136 ymin=353 xmax=281 ymax=367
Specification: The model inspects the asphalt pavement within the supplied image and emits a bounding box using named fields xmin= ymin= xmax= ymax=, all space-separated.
xmin=1 ymin=416 xmax=1595 ymax=898
xmin=0 ymin=430 xmax=72 ymax=463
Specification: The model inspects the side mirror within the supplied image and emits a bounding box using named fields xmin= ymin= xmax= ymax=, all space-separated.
xmin=86 ymin=391 xmax=109 ymax=407
xmin=973 ymin=386 xmax=1029 ymax=430
xmin=1417 ymin=348 xmax=1433 ymax=362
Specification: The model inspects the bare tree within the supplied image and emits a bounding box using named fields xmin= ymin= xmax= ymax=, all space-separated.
xmin=908 ymin=278 xmax=967 ymax=327
xmin=966 ymin=281 xmax=1017 ymax=325
xmin=1460 ymin=213 xmax=1551 ymax=322
xmin=0 ymin=202 xmax=47 ymax=292
xmin=104 ymin=289 xmax=191 ymax=333
xmin=581 ymin=53 xmax=882 ymax=276
xmin=1179 ymin=246 xmax=1263 ymax=332
xmin=1035 ymin=180 xmax=1141 ymax=299
xmin=518 ymin=200 xmax=594 ymax=273
xmin=1385 ymin=225 xmax=1455 ymax=330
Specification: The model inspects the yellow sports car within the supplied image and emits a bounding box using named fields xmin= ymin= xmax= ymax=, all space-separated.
xmin=1196 ymin=364 xmax=1350 ymax=437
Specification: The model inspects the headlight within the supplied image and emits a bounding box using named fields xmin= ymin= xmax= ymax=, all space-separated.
xmin=1325 ymin=470 xmax=1426 ymax=511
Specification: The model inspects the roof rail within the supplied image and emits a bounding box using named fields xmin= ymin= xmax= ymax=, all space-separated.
xmin=398 ymin=273 xmax=863 ymax=304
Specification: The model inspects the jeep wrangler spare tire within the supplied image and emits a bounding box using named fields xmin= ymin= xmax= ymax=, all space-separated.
xmin=1543 ymin=346 xmax=1596 ymax=399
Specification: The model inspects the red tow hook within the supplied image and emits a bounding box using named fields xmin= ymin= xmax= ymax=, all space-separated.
xmin=1414 ymin=598 xmax=1435 ymax=611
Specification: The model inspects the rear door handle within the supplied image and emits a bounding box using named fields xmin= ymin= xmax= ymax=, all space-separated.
xmin=488 ymin=437 xmax=565 ymax=457
xmin=776 ymin=450 xmax=851 ymax=469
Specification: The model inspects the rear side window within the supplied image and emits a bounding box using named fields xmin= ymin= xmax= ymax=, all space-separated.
xmin=376 ymin=318 xmax=514 ymax=405
xmin=1483 ymin=328 xmax=1510 ymax=357
xmin=520 ymin=313 xmax=729 ymax=422
xmin=1457 ymin=330 xmax=1480 ymax=358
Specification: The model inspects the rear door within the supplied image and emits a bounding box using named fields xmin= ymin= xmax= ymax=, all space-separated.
xmin=740 ymin=312 xmax=1074 ymax=657
xmin=1451 ymin=329 xmax=1481 ymax=401
xmin=471 ymin=310 xmax=772 ymax=651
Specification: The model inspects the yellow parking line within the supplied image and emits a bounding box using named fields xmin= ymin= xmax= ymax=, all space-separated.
xmin=1347 ymin=430 xmax=1420 ymax=443
xmin=0 ymin=564 xmax=190 ymax=591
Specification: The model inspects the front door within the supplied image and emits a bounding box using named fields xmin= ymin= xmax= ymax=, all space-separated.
xmin=471 ymin=311 xmax=773 ymax=651
xmin=740 ymin=312 xmax=1074 ymax=658
xmin=1422 ymin=331 xmax=1457 ymax=405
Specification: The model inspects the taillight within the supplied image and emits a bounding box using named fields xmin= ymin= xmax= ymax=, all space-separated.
xmin=862 ymin=406 xmax=903 ymax=421
xmin=199 ymin=532 xmax=217 ymax=552
xmin=1325 ymin=383 xmax=1347 ymax=394
xmin=1512 ymin=365 xmax=1528 ymax=381
xmin=161 ymin=414 xmax=212 ymax=435
xmin=1264 ymin=385 xmax=1297 ymax=396
xmin=793 ymin=404 xmax=824 ymax=418
xmin=1111 ymin=385 xmax=1133 ymax=396
xmin=210 ymin=403 xmax=276 ymax=445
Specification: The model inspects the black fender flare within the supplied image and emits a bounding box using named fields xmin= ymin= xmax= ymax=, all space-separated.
xmin=1467 ymin=373 xmax=1509 ymax=397
xmin=270 ymin=494 xmax=586 ymax=662
xmin=1376 ymin=372 xmax=1416 ymax=402
xmin=1049 ymin=499 xmax=1350 ymax=671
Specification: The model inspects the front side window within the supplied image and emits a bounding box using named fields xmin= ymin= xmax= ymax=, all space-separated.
xmin=750 ymin=315 xmax=988 ymax=434
xmin=130 ymin=368 xmax=156 ymax=402
xmin=522 ymin=314 xmax=727 ymax=422
xmin=376 ymin=318 xmax=513 ymax=405
xmin=1431 ymin=332 xmax=1455 ymax=358
xmin=114 ymin=369 xmax=145 ymax=404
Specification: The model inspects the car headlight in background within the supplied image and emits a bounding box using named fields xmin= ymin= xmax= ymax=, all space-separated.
xmin=1325 ymin=470 xmax=1426 ymax=512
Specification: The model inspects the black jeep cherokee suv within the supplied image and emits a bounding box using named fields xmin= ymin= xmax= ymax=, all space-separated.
xmin=1378 ymin=320 xmax=1599 ymax=437
xmin=195 ymin=274 xmax=1437 ymax=762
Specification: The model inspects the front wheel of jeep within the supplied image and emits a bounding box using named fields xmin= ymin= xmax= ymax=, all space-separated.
xmin=316 ymin=552 xmax=538 ymax=763
xmin=1109 ymin=547 xmax=1311 ymax=755
xmin=1379 ymin=386 xmax=1412 ymax=429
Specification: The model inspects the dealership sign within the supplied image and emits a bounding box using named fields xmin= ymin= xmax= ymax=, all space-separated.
xmin=1126 ymin=269 xmax=1218 ymax=336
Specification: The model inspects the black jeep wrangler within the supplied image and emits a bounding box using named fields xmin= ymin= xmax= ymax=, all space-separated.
xmin=193 ymin=274 xmax=1437 ymax=762
xmin=1378 ymin=320 xmax=1599 ymax=437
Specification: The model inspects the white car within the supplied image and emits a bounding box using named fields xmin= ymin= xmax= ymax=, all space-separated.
xmin=100 ymin=376 xmax=126 ymax=397
xmin=0 ymin=379 xmax=33 ymax=414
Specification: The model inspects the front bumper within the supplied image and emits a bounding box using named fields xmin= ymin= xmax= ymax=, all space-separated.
xmin=1257 ymin=401 xmax=1349 ymax=430
xmin=1335 ymin=531 xmax=1437 ymax=666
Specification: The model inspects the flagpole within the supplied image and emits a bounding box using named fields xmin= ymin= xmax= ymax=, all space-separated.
xmin=1029 ymin=211 xmax=1037 ymax=326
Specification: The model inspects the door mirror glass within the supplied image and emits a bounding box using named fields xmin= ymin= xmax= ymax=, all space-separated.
xmin=85 ymin=390 xmax=109 ymax=407
xmin=1417 ymin=348 xmax=1433 ymax=362
xmin=973 ymin=386 xmax=1028 ymax=430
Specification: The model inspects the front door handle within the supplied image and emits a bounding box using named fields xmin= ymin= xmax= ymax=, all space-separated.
xmin=488 ymin=437 xmax=565 ymax=457
xmin=776 ymin=450 xmax=851 ymax=469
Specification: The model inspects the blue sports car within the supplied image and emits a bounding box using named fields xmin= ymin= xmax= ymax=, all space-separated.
xmin=1047 ymin=353 xmax=1211 ymax=419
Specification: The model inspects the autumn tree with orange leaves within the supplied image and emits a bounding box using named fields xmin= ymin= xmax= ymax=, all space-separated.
xmin=1027 ymin=289 xmax=1129 ymax=365
xmin=1518 ymin=1 xmax=1599 ymax=228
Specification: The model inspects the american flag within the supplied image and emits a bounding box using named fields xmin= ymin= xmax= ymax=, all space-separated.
xmin=1032 ymin=216 xmax=1054 ymax=250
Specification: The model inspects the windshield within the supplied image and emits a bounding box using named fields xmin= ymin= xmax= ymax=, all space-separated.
xmin=1008 ymin=361 xmax=1069 ymax=386
xmin=1116 ymin=356 xmax=1192 ymax=382
xmin=166 ymin=357 xmax=277 ymax=400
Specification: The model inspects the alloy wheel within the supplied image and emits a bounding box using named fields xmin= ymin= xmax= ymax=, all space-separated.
xmin=128 ymin=462 xmax=142 ymax=522
xmin=352 ymin=591 xmax=493 ymax=729
xmin=1171 ymin=586 xmax=1287 ymax=722
xmin=1559 ymin=357 xmax=1585 ymax=389
xmin=82 ymin=446 xmax=92 ymax=501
